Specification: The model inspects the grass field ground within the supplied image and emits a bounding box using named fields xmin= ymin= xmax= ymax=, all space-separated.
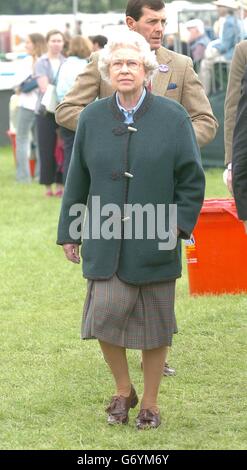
xmin=0 ymin=146 xmax=246 ymax=450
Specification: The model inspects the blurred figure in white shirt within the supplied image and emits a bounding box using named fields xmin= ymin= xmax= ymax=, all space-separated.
xmin=14 ymin=33 xmax=46 ymax=182
xmin=238 ymin=1 xmax=247 ymax=37
xmin=56 ymin=35 xmax=92 ymax=183
xmin=199 ymin=0 xmax=241 ymax=95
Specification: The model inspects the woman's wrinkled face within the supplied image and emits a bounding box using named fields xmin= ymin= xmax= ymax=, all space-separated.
xmin=47 ymin=33 xmax=64 ymax=55
xmin=109 ymin=46 xmax=147 ymax=94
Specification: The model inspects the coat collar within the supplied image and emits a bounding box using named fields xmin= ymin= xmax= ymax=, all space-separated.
xmin=155 ymin=46 xmax=173 ymax=65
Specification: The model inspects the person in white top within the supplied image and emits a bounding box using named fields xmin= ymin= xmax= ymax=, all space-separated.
xmin=14 ymin=33 xmax=46 ymax=182
xmin=56 ymin=35 xmax=92 ymax=101
xmin=56 ymin=35 xmax=92 ymax=183
xmin=35 ymin=30 xmax=65 ymax=197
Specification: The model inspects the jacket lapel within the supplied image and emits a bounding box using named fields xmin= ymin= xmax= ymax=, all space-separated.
xmin=152 ymin=47 xmax=172 ymax=96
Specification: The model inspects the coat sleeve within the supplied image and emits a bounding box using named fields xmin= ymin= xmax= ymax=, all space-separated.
xmin=57 ymin=118 xmax=90 ymax=244
xmin=180 ymin=57 xmax=218 ymax=148
xmin=232 ymin=66 xmax=247 ymax=221
xmin=224 ymin=42 xmax=247 ymax=165
xmin=174 ymin=116 xmax=206 ymax=238
xmin=55 ymin=52 xmax=101 ymax=131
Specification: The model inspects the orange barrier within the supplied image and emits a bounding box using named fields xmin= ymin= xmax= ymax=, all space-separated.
xmin=6 ymin=130 xmax=36 ymax=178
xmin=185 ymin=198 xmax=247 ymax=295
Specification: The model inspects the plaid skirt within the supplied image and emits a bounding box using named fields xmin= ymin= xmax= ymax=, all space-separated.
xmin=81 ymin=274 xmax=177 ymax=350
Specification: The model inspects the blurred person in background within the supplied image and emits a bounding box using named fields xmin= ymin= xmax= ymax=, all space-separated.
xmin=232 ymin=65 xmax=247 ymax=233
xmin=199 ymin=0 xmax=241 ymax=96
xmin=63 ymin=22 xmax=72 ymax=56
xmin=35 ymin=30 xmax=65 ymax=197
xmin=185 ymin=19 xmax=210 ymax=70
xmin=75 ymin=20 xmax=83 ymax=35
xmin=164 ymin=33 xmax=189 ymax=56
xmin=235 ymin=0 xmax=247 ymax=36
xmin=224 ymin=36 xmax=247 ymax=193
xmin=14 ymin=33 xmax=46 ymax=183
xmin=56 ymin=35 xmax=93 ymax=183
xmin=90 ymin=35 xmax=108 ymax=51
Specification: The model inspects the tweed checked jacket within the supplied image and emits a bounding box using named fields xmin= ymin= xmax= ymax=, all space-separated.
xmin=57 ymin=92 xmax=205 ymax=285
xmin=55 ymin=47 xmax=218 ymax=148
xmin=224 ymin=40 xmax=247 ymax=165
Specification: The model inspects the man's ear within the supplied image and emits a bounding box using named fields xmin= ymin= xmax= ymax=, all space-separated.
xmin=126 ymin=16 xmax=137 ymax=31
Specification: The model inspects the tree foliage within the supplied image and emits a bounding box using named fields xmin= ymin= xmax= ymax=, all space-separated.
xmin=0 ymin=1 xmax=208 ymax=15
xmin=0 ymin=0 xmax=128 ymax=14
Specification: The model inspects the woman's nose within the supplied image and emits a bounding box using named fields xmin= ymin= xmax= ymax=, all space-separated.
xmin=120 ymin=62 xmax=129 ymax=72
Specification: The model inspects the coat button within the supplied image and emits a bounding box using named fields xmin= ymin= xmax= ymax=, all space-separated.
xmin=124 ymin=172 xmax=134 ymax=178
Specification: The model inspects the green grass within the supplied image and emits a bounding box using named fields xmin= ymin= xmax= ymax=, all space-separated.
xmin=0 ymin=147 xmax=246 ymax=450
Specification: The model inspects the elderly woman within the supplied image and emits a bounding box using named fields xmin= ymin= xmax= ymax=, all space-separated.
xmin=57 ymin=31 xmax=205 ymax=430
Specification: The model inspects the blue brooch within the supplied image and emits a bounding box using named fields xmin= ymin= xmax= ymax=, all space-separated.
xmin=159 ymin=64 xmax=169 ymax=73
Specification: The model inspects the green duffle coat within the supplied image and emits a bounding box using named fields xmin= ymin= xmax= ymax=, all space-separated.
xmin=57 ymin=91 xmax=205 ymax=285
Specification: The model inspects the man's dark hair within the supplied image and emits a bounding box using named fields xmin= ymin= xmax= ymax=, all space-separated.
xmin=126 ymin=0 xmax=165 ymax=21
xmin=91 ymin=35 xmax=108 ymax=49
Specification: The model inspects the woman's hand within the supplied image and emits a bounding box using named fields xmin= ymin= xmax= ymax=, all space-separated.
xmin=63 ymin=244 xmax=80 ymax=264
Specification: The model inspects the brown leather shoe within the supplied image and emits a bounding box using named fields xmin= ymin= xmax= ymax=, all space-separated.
xmin=106 ymin=385 xmax=138 ymax=425
xmin=136 ymin=409 xmax=161 ymax=430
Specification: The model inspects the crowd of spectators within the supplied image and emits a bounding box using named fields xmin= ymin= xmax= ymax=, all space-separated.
xmin=12 ymin=27 xmax=107 ymax=195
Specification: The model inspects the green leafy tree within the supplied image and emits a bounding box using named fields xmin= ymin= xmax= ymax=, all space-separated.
xmin=108 ymin=0 xmax=126 ymax=10
xmin=0 ymin=0 xmax=209 ymax=14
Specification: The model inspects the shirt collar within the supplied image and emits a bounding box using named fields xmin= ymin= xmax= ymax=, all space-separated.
xmin=116 ymin=87 xmax=146 ymax=116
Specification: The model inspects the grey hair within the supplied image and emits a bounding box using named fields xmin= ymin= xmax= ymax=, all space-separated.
xmin=98 ymin=31 xmax=158 ymax=85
